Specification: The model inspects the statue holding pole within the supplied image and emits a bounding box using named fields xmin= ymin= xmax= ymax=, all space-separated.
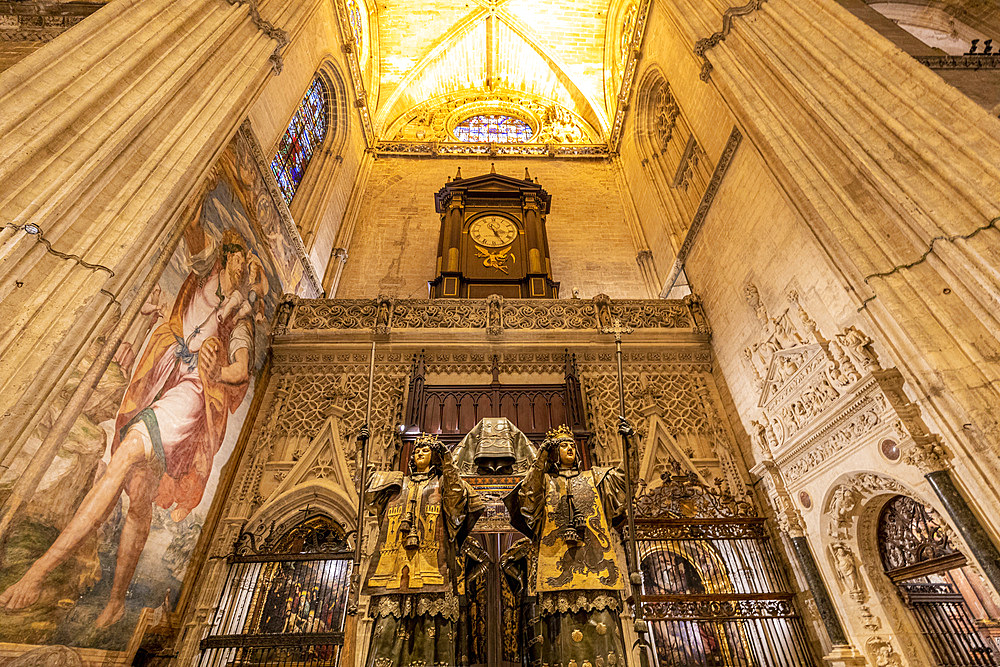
xmin=502 ymin=423 xmax=634 ymax=665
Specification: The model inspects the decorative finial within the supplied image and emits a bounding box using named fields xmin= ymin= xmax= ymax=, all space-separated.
xmin=545 ymin=424 xmax=574 ymax=441
xmin=455 ymin=167 xmax=462 ymax=180
xmin=490 ymin=162 xmax=496 ymax=174
xmin=599 ymin=317 xmax=634 ymax=343
xmin=524 ymin=167 xmax=531 ymax=182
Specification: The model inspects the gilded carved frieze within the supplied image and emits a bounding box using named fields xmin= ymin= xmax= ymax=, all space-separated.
xmin=0 ymin=2 xmax=103 ymax=42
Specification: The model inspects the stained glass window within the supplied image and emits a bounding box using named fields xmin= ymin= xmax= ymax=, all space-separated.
xmin=348 ymin=0 xmax=363 ymax=48
xmin=453 ymin=114 xmax=533 ymax=143
xmin=270 ymin=76 xmax=329 ymax=204
xmin=620 ymin=5 xmax=637 ymax=64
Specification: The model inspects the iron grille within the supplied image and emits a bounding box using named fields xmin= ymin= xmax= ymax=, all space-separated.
xmin=198 ymin=517 xmax=353 ymax=667
xmin=901 ymin=582 xmax=998 ymax=667
xmin=634 ymin=475 xmax=817 ymax=667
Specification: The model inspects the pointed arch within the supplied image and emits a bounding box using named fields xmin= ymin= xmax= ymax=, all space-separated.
xmin=244 ymin=416 xmax=359 ymax=540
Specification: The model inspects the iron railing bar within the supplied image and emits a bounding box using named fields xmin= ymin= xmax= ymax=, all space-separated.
xmin=200 ymin=631 xmax=345 ymax=649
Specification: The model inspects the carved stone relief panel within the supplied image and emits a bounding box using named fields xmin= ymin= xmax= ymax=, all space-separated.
xmin=819 ymin=475 xmax=927 ymax=664
xmin=579 ymin=362 xmax=746 ymax=496
xmin=743 ymin=285 xmax=948 ymax=490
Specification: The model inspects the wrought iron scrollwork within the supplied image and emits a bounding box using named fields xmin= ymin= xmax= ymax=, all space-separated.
xmin=877 ymin=495 xmax=958 ymax=574
xmin=642 ymin=595 xmax=797 ymax=620
xmin=233 ymin=514 xmax=351 ymax=561
xmin=634 ymin=465 xmax=758 ymax=519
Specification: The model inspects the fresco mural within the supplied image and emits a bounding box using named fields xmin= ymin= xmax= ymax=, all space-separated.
xmin=0 ymin=125 xmax=316 ymax=654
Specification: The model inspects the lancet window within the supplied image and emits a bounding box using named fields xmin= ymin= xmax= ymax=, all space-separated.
xmin=271 ymin=76 xmax=330 ymax=204
xmin=347 ymin=0 xmax=363 ymax=47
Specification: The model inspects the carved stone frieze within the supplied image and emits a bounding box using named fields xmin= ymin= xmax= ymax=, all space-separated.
xmin=0 ymin=2 xmax=103 ymax=42
xmin=373 ymin=140 xmax=610 ymax=158
xmin=778 ymin=382 xmax=890 ymax=483
xmin=283 ymin=295 xmax=710 ymax=335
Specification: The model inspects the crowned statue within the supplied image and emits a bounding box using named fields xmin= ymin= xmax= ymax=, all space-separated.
xmin=503 ymin=423 xmax=632 ymax=666
xmin=362 ymin=433 xmax=484 ymax=667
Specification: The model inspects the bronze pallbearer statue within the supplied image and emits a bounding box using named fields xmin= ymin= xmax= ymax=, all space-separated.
xmin=504 ymin=424 xmax=632 ymax=666
xmin=362 ymin=433 xmax=484 ymax=667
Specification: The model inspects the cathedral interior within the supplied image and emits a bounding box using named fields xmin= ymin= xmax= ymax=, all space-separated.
xmin=1 ymin=0 xmax=1000 ymax=665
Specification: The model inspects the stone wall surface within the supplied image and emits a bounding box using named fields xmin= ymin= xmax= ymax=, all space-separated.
xmin=334 ymin=156 xmax=649 ymax=300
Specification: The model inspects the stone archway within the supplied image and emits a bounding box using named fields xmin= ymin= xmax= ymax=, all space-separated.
xmin=822 ymin=473 xmax=938 ymax=666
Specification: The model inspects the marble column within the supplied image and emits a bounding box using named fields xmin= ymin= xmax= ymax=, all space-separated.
xmin=926 ymin=469 xmax=1000 ymax=595
xmin=790 ymin=536 xmax=849 ymax=646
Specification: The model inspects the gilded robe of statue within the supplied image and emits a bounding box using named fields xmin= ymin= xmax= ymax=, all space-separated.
xmin=363 ymin=441 xmax=483 ymax=667
xmin=504 ymin=431 xmax=629 ymax=667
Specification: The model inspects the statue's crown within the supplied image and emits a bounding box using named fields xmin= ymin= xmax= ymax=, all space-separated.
xmin=413 ymin=432 xmax=441 ymax=447
xmin=545 ymin=424 xmax=574 ymax=441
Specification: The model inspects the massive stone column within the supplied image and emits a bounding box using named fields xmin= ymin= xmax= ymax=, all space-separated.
xmin=0 ymin=0 xmax=320 ymax=528
xmin=667 ymin=0 xmax=1000 ymax=526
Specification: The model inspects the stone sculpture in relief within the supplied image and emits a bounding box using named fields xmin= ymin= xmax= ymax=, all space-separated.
xmin=362 ymin=433 xmax=484 ymax=667
xmin=503 ymin=424 xmax=630 ymax=665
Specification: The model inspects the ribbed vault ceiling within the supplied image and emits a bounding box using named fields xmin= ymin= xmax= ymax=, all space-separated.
xmin=367 ymin=0 xmax=630 ymax=141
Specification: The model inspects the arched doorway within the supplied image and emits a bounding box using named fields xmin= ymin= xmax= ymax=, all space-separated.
xmin=877 ymin=495 xmax=1000 ymax=665
xmin=198 ymin=514 xmax=354 ymax=666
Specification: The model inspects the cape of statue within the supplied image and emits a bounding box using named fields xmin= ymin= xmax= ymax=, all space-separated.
xmin=503 ymin=425 xmax=629 ymax=666
xmin=362 ymin=434 xmax=484 ymax=667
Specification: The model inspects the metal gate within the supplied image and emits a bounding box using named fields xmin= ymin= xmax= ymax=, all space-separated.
xmin=900 ymin=582 xmax=997 ymax=667
xmin=878 ymin=495 xmax=998 ymax=667
xmin=198 ymin=515 xmax=353 ymax=667
xmin=634 ymin=471 xmax=817 ymax=667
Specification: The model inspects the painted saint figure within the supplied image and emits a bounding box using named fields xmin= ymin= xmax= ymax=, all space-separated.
xmin=363 ymin=433 xmax=484 ymax=667
xmin=503 ymin=424 xmax=630 ymax=665
xmin=0 ymin=210 xmax=267 ymax=628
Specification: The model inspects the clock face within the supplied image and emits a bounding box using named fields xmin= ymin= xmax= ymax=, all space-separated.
xmin=469 ymin=215 xmax=518 ymax=247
